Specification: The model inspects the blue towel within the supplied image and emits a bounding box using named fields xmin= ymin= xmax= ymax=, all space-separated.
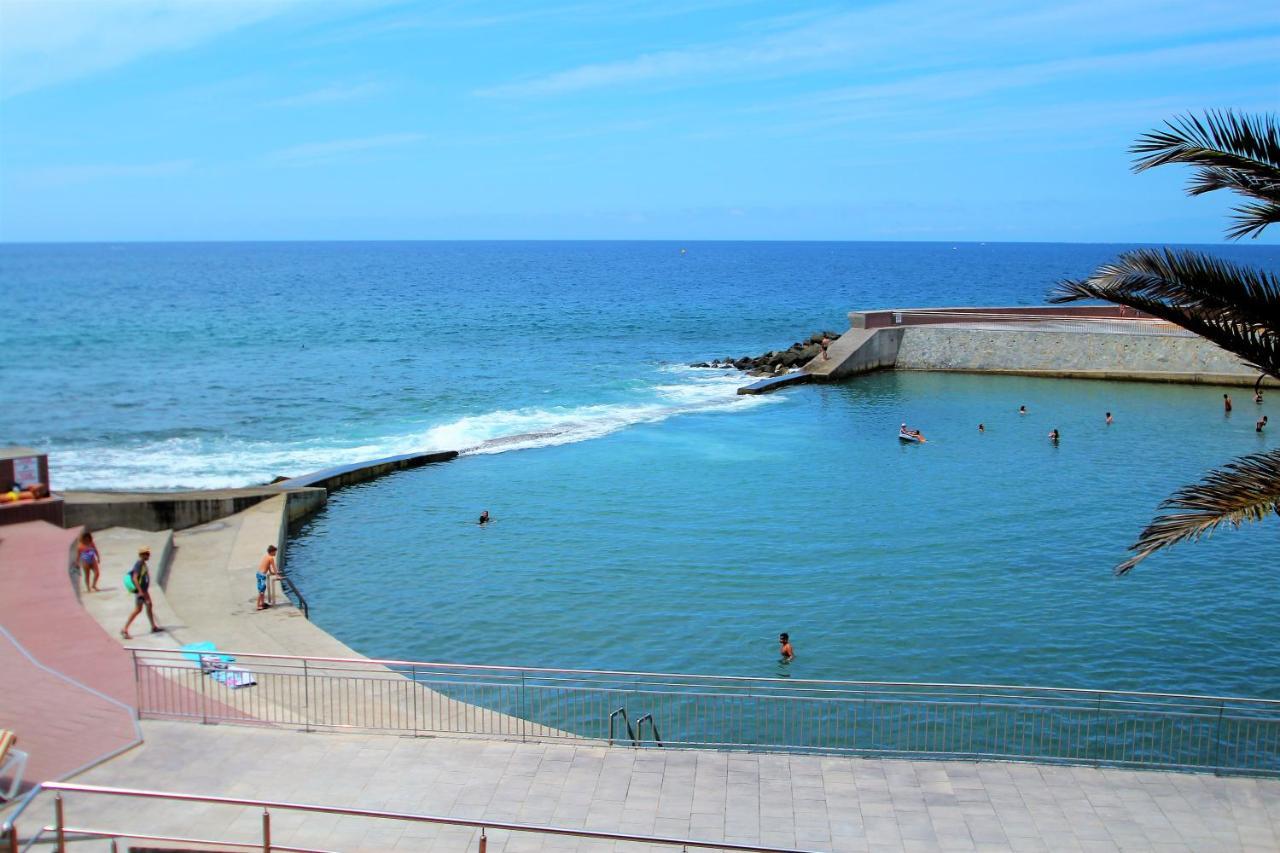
xmin=180 ymin=641 xmax=233 ymax=665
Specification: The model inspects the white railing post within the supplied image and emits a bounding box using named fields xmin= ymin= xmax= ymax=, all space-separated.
xmin=54 ymin=794 xmax=65 ymax=853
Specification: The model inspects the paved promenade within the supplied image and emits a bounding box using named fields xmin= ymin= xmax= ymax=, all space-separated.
xmin=17 ymin=720 xmax=1280 ymax=852
xmin=0 ymin=521 xmax=140 ymax=788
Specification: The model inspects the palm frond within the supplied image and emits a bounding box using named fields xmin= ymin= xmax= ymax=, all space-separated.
xmin=1131 ymin=111 xmax=1280 ymax=239
xmin=1225 ymin=199 xmax=1280 ymax=241
xmin=1050 ymin=248 xmax=1280 ymax=377
xmin=1116 ymin=449 xmax=1280 ymax=574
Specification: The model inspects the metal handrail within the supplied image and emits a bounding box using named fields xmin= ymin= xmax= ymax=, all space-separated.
xmin=50 ymin=826 xmax=328 ymax=853
xmin=608 ymin=707 xmax=635 ymax=745
xmin=636 ymin=712 xmax=663 ymax=746
xmin=880 ymin=310 xmax=1195 ymax=335
xmin=275 ymin=568 xmax=308 ymax=619
xmin=124 ymin=645 xmax=1280 ymax=705
xmin=37 ymin=781 xmax=820 ymax=853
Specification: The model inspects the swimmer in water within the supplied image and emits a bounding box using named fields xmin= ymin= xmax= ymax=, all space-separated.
xmin=1224 ymin=393 xmax=1233 ymax=413
xmin=978 ymin=423 xmax=985 ymax=432
xmin=479 ymin=510 xmax=490 ymax=525
xmin=779 ymin=633 xmax=794 ymax=662
xmin=1256 ymin=391 xmax=1264 ymax=404
xmin=1258 ymin=415 xmax=1268 ymax=433
xmin=1049 ymin=428 xmax=1060 ymax=443
xmin=1105 ymin=412 xmax=1113 ymax=425
xmin=1019 ymin=405 xmax=1027 ymax=415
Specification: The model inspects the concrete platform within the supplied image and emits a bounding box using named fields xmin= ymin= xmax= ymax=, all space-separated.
xmin=73 ymin=496 xmax=570 ymax=740
xmin=737 ymin=372 xmax=813 ymax=395
xmin=13 ymin=720 xmax=1280 ymax=852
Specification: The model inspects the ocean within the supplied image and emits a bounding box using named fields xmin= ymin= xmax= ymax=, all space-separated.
xmin=4 ymin=240 xmax=1278 ymax=696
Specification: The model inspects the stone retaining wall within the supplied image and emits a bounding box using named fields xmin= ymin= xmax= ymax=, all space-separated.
xmin=894 ymin=326 xmax=1272 ymax=386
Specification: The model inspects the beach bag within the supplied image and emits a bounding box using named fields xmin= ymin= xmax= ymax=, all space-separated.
xmin=123 ymin=571 xmax=136 ymax=593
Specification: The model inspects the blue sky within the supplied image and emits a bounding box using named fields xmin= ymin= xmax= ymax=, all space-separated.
xmin=1 ymin=0 xmax=1277 ymax=242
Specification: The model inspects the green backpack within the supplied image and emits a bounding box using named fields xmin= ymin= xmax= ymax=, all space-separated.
xmin=123 ymin=571 xmax=137 ymax=593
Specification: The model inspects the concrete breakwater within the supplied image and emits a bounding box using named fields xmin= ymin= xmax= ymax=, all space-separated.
xmin=743 ymin=306 xmax=1275 ymax=394
xmin=892 ymin=324 xmax=1270 ymax=385
xmin=63 ymin=448 xmax=459 ymax=533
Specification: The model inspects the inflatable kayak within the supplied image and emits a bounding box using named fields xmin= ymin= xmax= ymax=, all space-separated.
xmin=898 ymin=431 xmax=926 ymax=443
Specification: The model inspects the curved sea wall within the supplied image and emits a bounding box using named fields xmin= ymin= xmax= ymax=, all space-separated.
xmin=893 ymin=326 xmax=1272 ymax=386
xmin=61 ymin=449 xmax=459 ymax=533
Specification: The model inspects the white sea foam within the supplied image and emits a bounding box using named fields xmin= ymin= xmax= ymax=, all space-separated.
xmin=451 ymin=368 xmax=770 ymax=456
xmin=51 ymin=368 xmax=774 ymax=489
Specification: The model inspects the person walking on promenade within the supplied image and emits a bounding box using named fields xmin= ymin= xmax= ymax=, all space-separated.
xmin=121 ymin=547 xmax=160 ymax=639
xmin=1225 ymin=393 xmax=1233 ymax=413
xmin=1105 ymin=412 xmax=1113 ymax=425
xmin=256 ymin=545 xmax=278 ymax=610
xmin=820 ymin=335 xmax=831 ymax=361
xmin=779 ymin=633 xmax=794 ymax=661
xmin=75 ymin=531 xmax=101 ymax=592
xmin=1259 ymin=415 xmax=1269 ymax=433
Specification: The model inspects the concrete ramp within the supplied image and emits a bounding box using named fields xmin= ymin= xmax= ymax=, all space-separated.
xmin=804 ymin=327 xmax=904 ymax=381
xmin=737 ymin=371 xmax=813 ymax=395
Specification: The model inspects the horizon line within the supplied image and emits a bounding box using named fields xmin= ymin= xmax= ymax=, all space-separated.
xmin=2 ymin=237 xmax=1277 ymax=248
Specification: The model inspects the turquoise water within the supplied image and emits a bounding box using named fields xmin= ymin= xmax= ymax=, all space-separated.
xmin=289 ymin=371 xmax=1279 ymax=698
xmin=3 ymin=240 xmax=1278 ymax=698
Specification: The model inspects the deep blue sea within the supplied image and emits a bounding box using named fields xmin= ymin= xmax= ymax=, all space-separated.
xmin=4 ymin=241 xmax=1278 ymax=697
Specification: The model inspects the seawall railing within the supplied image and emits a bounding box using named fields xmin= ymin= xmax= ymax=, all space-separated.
xmin=129 ymin=648 xmax=1280 ymax=776
xmin=865 ymin=309 xmax=1198 ymax=337
xmin=7 ymin=782 xmax=815 ymax=853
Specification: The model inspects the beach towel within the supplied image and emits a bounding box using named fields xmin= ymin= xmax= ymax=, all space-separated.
xmin=180 ymin=641 xmax=234 ymax=670
xmin=209 ymin=668 xmax=257 ymax=689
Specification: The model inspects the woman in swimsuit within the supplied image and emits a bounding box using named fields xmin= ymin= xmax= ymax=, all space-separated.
xmin=76 ymin=531 xmax=101 ymax=592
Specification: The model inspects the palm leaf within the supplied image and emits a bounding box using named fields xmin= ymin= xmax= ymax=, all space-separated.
xmin=1116 ymin=449 xmax=1280 ymax=574
xmin=1132 ymin=111 xmax=1280 ymax=239
xmin=1050 ymin=248 xmax=1280 ymax=377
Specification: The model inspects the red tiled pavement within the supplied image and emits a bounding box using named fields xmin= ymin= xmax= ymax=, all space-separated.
xmin=0 ymin=633 xmax=138 ymax=792
xmin=0 ymin=521 xmax=140 ymax=792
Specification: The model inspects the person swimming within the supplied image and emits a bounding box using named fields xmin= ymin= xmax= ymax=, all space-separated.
xmin=478 ymin=510 xmax=490 ymax=525
xmin=1049 ymin=428 xmax=1060 ymax=443
xmin=978 ymin=423 xmax=985 ymax=432
xmin=1019 ymin=405 xmax=1027 ymax=415
xmin=900 ymin=423 xmax=925 ymax=441
xmin=779 ymin=632 xmax=794 ymax=662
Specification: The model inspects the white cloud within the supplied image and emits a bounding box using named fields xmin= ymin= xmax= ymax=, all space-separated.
xmin=476 ymin=0 xmax=1280 ymax=98
xmin=266 ymin=133 xmax=426 ymax=166
xmin=0 ymin=0 xmax=302 ymax=99
xmin=269 ymin=80 xmax=385 ymax=107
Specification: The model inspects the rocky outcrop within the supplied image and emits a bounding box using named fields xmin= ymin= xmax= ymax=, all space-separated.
xmin=691 ymin=331 xmax=841 ymax=376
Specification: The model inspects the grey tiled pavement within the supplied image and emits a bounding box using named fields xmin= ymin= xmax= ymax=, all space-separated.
xmin=19 ymin=720 xmax=1280 ymax=852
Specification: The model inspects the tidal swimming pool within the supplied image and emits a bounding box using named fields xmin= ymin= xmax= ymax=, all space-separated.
xmin=287 ymin=371 xmax=1279 ymax=699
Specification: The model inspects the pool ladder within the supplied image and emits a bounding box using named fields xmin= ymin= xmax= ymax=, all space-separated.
xmin=608 ymin=708 xmax=663 ymax=747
